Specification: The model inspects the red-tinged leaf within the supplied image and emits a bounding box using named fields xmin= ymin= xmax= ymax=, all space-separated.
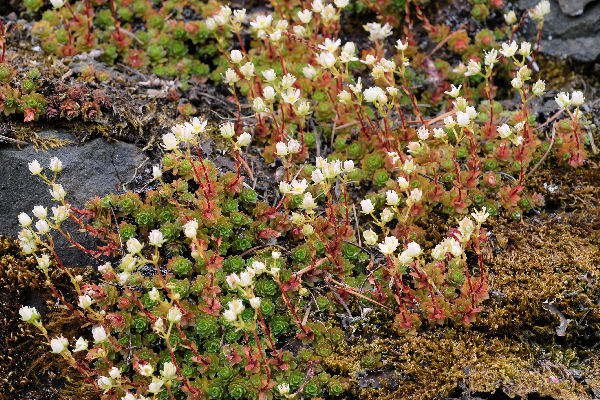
xmin=258 ymin=228 xmax=281 ymax=239
xmin=106 ymin=313 xmax=126 ymax=328
xmin=24 ymin=107 xmax=36 ymax=122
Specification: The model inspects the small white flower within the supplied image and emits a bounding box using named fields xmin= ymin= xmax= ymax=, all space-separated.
xmin=378 ymin=236 xmax=399 ymax=255
xmin=571 ymin=91 xmax=585 ymax=106
xmin=511 ymin=76 xmax=523 ymax=89
xmin=18 ymin=212 xmax=32 ymax=226
xmin=555 ymin=92 xmax=571 ymax=109
xmin=229 ymin=299 xmax=245 ymax=314
xmin=302 ymin=192 xmax=317 ymax=211
xmin=139 ymin=363 xmax=154 ymax=376
xmin=484 ymin=49 xmax=499 ymax=66
xmin=162 ymin=362 xmax=177 ymax=380
xmin=360 ymin=199 xmax=374 ymax=214
xmin=471 ymin=207 xmax=490 ymax=224
xmin=223 ymin=309 xmax=237 ymax=322
xmin=239 ymin=62 xmax=255 ymax=79
xmin=167 ymin=306 xmax=182 ymax=323
xmin=239 ymin=271 xmax=253 ymax=287
xmin=78 ymin=294 xmax=93 ymax=309
xmin=363 ymin=229 xmax=378 ymax=246
xmin=262 ymin=69 xmax=276 ymax=82
xmin=50 ymin=336 xmax=69 ymax=354
xmin=148 ymin=229 xmax=164 ymax=247
xmin=152 ymin=165 xmax=162 ymax=180
xmin=381 ymin=208 xmax=394 ymax=223
xmin=19 ymin=306 xmax=39 ymax=322
xmin=278 ymin=383 xmax=290 ymax=395
xmin=318 ymin=38 xmax=341 ymax=53
xmin=504 ymin=10 xmax=517 ymax=25
xmin=386 ymin=190 xmax=400 ymax=206
xmin=33 ymin=205 xmax=47 ymax=219
xmin=250 ymin=14 xmax=273 ymax=30
xmin=126 ymin=238 xmax=143 ymax=254
xmin=444 ymin=84 xmax=461 ymax=98
xmin=148 ymin=378 xmax=164 ymax=394
xmin=97 ymin=376 xmax=113 ymax=391
xmin=316 ymin=52 xmax=336 ymax=69
xmin=50 ymin=0 xmax=65 ymax=8
xmin=272 ymin=251 xmax=281 ymax=259
xmin=417 ymin=126 xmax=430 ymax=140
xmin=456 ymin=111 xmax=471 ymax=127
xmin=500 ymin=41 xmax=518 ymax=57
xmin=35 ymin=220 xmax=50 ymax=234
xmin=73 ymin=337 xmax=88 ymax=352
xmin=343 ymin=160 xmax=354 ymax=172
xmin=298 ymin=9 xmax=313 ymax=24
xmin=395 ymin=39 xmax=408 ymax=51
xmin=275 ymin=142 xmax=288 ymax=157
xmin=404 ymin=242 xmax=422 ymax=258
xmin=464 ymin=60 xmax=481 ymax=77
xmin=183 ymin=219 xmax=198 ymax=239
xmin=220 ymin=122 xmax=236 ymax=138
xmin=249 ymin=297 xmax=261 ymax=309
xmin=530 ymin=0 xmax=550 ymax=21
xmin=230 ymin=49 xmax=243 ymax=63
xmin=92 ymin=325 xmax=108 ymax=342
xmin=237 ymin=132 xmax=252 ymax=147
xmin=519 ymin=42 xmax=532 ymax=57
xmin=251 ymin=261 xmax=266 ymax=275
xmin=363 ymin=22 xmax=393 ymax=42
xmin=444 ymin=116 xmax=456 ymax=129
xmin=532 ymin=80 xmax=546 ymax=96
xmin=334 ymin=0 xmax=349 ymax=8
xmin=109 ymin=367 xmax=121 ymax=379
xmin=224 ymin=68 xmax=240 ymax=84
xmin=287 ymin=139 xmax=301 ymax=154
xmin=28 ymin=159 xmax=43 ymax=175
xmin=302 ymin=65 xmax=317 ymax=80
xmin=49 ymin=157 xmax=63 ymax=173
xmin=497 ymin=124 xmax=512 ymax=139
xmin=402 ymin=158 xmax=416 ymax=175
xmin=409 ymin=188 xmax=422 ymax=204
xmin=397 ymin=177 xmax=409 ymax=190
xmin=338 ymin=90 xmax=352 ymax=104
xmin=162 ymin=133 xmax=179 ymax=151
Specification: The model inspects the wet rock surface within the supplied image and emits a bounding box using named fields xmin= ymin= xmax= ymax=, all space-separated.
xmin=518 ymin=0 xmax=600 ymax=62
xmin=0 ymin=131 xmax=147 ymax=266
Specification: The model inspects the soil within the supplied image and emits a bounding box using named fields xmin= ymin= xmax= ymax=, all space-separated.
xmin=1 ymin=2 xmax=599 ymax=400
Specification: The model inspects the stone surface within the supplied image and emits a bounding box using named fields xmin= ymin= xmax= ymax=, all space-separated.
xmin=557 ymin=0 xmax=596 ymax=16
xmin=0 ymin=131 xmax=146 ymax=266
xmin=518 ymin=0 xmax=600 ymax=62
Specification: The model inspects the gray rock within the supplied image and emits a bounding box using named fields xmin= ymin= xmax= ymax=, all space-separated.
xmin=518 ymin=0 xmax=600 ymax=62
xmin=557 ymin=0 xmax=596 ymax=16
xmin=0 ymin=130 xmax=146 ymax=266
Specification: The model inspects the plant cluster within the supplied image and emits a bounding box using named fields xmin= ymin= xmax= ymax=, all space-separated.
xmin=14 ymin=0 xmax=595 ymax=399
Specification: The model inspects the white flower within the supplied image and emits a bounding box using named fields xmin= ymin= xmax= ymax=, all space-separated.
xmin=500 ymin=41 xmax=518 ymax=57
xmin=237 ymin=132 xmax=252 ymax=147
xmin=290 ymin=179 xmax=308 ymax=195
xmin=445 ymin=238 xmax=462 ymax=257
xmin=148 ymin=378 xmax=164 ymax=394
xmin=363 ymin=86 xmax=385 ymax=103
xmin=349 ymin=78 xmax=363 ymax=94
xmin=152 ymin=165 xmax=162 ymax=180
xmin=511 ymin=76 xmax=523 ymax=89
xmin=310 ymin=169 xmax=324 ymax=184
xmin=19 ymin=306 xmax=39 ymax=322
xmin=432 ymin=128 xmax=446 ymax=139
xmin=343 ymin=160 xmax=354 ymax=172
xmin=519 ymin=41 xmax=532 ymax=57
xmin=363 ymin=22 xmax=393 ymax=42
xmin=456 ymin=111 xmax=470 ymax=127
xmin=386 ymin=190 xmax=400 ymax=206
xmin=32 ymin=205 xmax=47 ymax=219
xmin=220 ymin=122 xmax=235 ymax=138
xmin=272 ymin=251 xmax=281 ymax=259
xmin=35 ymin=220 xmax=50 ymax=234
xmin=316 ymin=52 xmax=336 ymax=69
xmin=233 ymin=9 xmax=246 ymax=23
xmin=92 ymin=325 xmax=108 ymax=342
xmin=139 ymin=363 xmax=154 ymax=376
xmin=334 ymin=0 xmax=349 ymax=8
xmin=153 ymin=318 xmax=164 ymax=332
xmin=281 ymin=73 xmax=297 ymax=89
xmin=229 ymin=299 xmax=245 ymax=314
xmin=253 ymin=97 xmax=266 ymax=113
xmin=402 ymin=158 xmax=416 ymax=174
xmin=484 ymin=49 xmax=498 ymax=66
xmin=250 ymin=14 xmax=273 ymax=30
xmin=555 ymin=92 xmax=571 ymax=109
xmin=397 ymin=177 xmax=409 ymax=190
xmin=183 ymin=219 xmax=198 ymax=238
xmin=109 ymin=367 xmax=121 ymax=379
xmin=78 ymin=294 xmax=92 ymax=309
xmin=239 ymin=271 xmax=253 ymax=287
xmin=49 ymin=184 xmax=66 ymax=201
xmin=97 ymin=376 xmax=112 ymax=391
xmin=571 ymin=91 xmax=585 ymax=106
xmin=302 ymin=192 xmax=317 ymax=211
xmin=378 ymin=236 xmax=399 ymax=255
xmin=497 ymin=124 xmax=512 ymax=139
xmin=444 ymin=116 xmax=456 ymax=129
xmin=360 ymin=199 xmax=374 ymax=214
xmin=251 ymin=261 xmax=266 ymax=275
xmin=48 ymin=157 xmax=63 ymax=173
xmin=396 ymin=39 xmax=408 ymax=51
xmin=167 ymin=306 xmax=182 ymax=323
xmin=121 ymin=393 xmax=137 ymax=400
xmin=409 ymin=188 xmax=422 ymax=203
xmin=275 ymin=142 xmax=288 ymax=156
xmin=363 ymin=229 xmax=378 ymax=245
xmin=464 ymin=60 xmax=481 ymax=76
xmin=73 ymin=337 xmax=88 ymax=352
xmin=532 ymin=80 xmax=545 ymax=96
xmin=160 ymin=362 xmax=177 ymax=380
xmin=318 ymin=38 xmax=341 ymax=53
xmin=50 ymin=0 xmax=65 ymax=8
xmin=303 ymin=64 xmax=317 ymax=80
xmin=381 ymin=208 xmax=394 ymax=223
xmin=149 ymin=287 xmax=160 ymax=301
xmin=471 ymin=207 xmax=490 ymax=224
xmin=302 ymin=224 xmax=314 ymax=236
xmin=444 ymin=84 xmax=461 ymax=98
xmin=278 ymin=383 xmax=290 ymax=395
xmin=230 ymin=49 xmax=243 ymax=63
xmin=162 ymin=133 xmax=179 ymax=150
xmin=18 ymin=212 xmax=32 ymax=226
xmin=338 ymin=90 xmax=351 ymax=104
xmin=530 ymin=0 xmax=550 ymax=20
xmin=50 ymin=336 xmax=68 ymax=353
xmin=454 ymin=97 xmax=468 ymax=111
xmin=287 ymin=139 xmax=301 ymax=154
xmin=148 ymin=230 xmax=164 ymax=247
xmin=513 ymin=135 xmax=524 ymax=146
xmin=52 ymin=206 xmax=69 ymax=223
xmin=457 ymin=217 xmax=475 ymax=242
xmin=224 ymin=68 xmax=239 ymax=84
xmin=262 ymin=69 xmax=276 ymax=83
xmin=249 ymin=297 xmax=261 ymax=309
xmin=504 ymin=10 xmax=517 ymax=25
xmin=295 ymin=101 xmax=311 ymax=116
xmin=126 ymin=238 xmax=143 ymax=254
xmin=417 ymin=126 xmax=430 ymax=140
xmin=405 ymin=242 xmax=422 ymax=258
xmin=226 ymin=273 xmax=241 ymax=289
xmin=223 ymin=309 xmax=237 ymax=322
xmin=239 ymin=62 xmax=255 ymax=79
xmin=298 ymin=9 xmax=312 ymax=24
